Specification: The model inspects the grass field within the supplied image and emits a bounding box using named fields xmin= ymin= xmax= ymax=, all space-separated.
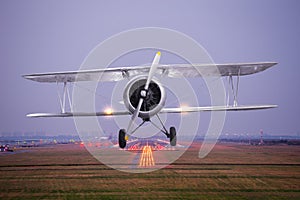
xmin=0 ymin=143 xmax=299 ymax=199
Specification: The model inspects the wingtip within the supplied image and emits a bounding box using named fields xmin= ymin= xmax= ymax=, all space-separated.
xmin=26 ymin=113 xmax=36 ymax=118
xmin=271 ymin=62 xmax=278 ymax=66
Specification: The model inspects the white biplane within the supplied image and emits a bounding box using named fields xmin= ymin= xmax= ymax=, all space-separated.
xmin=23 ymin=52 xmax=277 ymax=148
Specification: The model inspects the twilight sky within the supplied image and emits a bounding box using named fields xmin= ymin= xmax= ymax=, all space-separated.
xmin=0 ymin=0 xmax=299 ymax=136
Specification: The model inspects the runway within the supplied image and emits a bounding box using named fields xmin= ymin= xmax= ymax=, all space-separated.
xmin=0 ymin=142 xmax=299 ymax=199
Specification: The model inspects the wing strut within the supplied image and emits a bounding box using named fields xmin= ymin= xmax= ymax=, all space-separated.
xmin=56 ymin=81 xmax=72 ymax=114
xmin=227 ymin=68 xmax=241 ymax=107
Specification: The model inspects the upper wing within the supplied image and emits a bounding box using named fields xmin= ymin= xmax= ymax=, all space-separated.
xmin=26 ymin=110 xmax=130 ymax=118
xmin=23 ymin=62 xmax=277 ymax=83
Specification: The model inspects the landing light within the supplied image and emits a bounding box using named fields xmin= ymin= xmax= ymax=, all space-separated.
xmin=104 ymin=107 xmax=113 ymax=115
xmin=180 ymin=103 xmax=189 ymax=113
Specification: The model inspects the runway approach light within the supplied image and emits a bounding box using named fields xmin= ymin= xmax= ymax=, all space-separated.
xmin=139 ymin=145 xmax=155 ymax=167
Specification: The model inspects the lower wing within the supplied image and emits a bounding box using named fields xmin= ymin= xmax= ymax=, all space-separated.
xmin=26 ymin=105 xmax=277 ymax=118
xmin=160 ymin=104 xmax=277 ymax=113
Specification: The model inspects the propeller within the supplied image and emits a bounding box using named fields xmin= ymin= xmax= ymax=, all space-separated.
xmin=126 ymin=51 xmax=161 ymax=137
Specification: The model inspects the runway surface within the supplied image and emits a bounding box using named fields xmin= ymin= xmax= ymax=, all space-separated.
xmin=0 ymin=142 xmax=299 ymax=199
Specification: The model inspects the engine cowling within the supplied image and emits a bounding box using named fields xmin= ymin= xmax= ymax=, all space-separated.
xmin=123 ymin=75 xmax=166 ymax=119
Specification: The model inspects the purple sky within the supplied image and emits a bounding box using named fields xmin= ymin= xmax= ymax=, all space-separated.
xmin=0 ymin=0 xmax=299 ymax=136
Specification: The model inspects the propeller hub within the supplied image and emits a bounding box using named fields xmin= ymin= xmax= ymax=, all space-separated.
xmin=140 ymin=89 xmax=147 ymax=98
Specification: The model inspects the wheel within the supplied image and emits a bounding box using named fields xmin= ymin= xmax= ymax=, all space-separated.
xmin=169 ymin=126 xmax=177 ymax=146
xmin=119 ymin=129 xmax=127 ymax=148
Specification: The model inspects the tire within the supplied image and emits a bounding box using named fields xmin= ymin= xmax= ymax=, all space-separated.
xmin=119 ymin=129 xmax=126 ymax=149
xmin=170 ymin=126 xmax=177 ymax=146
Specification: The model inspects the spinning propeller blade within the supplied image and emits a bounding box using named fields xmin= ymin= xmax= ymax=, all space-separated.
xmin=145 ymin=51 xmax=161 ymax=90
xmin=127 ymin=51 xmax=161 ymax=136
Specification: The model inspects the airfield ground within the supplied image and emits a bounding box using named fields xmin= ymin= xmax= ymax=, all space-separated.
xmin=0 ymin=142 xmax=299 ymax=199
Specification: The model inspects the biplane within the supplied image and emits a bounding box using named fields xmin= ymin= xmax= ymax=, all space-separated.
xmin=23 ymin=52 xmax=277 ymax=148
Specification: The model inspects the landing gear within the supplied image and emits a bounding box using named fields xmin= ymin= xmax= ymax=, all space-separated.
xmin=169 ymin=126 xmax=177 ymax=146
xmin=119 ymin=115 xmax=178 ymax=148
xmin=119 ymin=129 xmax=127 ymax=149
